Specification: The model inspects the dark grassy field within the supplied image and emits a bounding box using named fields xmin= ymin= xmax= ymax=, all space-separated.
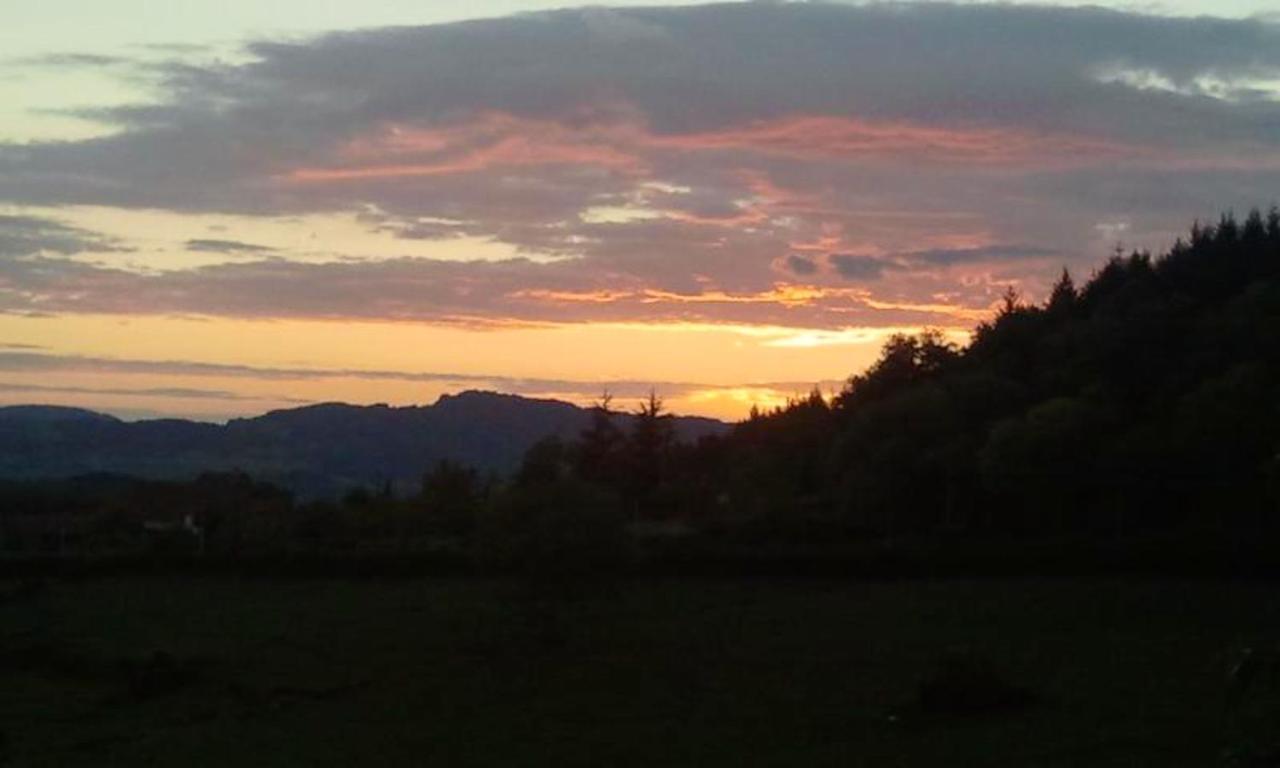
xmin=3 ymin=577 xmax=1278 ymax=766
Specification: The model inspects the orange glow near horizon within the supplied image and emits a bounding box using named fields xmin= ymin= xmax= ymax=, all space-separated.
xmin=0 ymin=310 xmax=979 ymax=421
xmin=5 ymin=2 xmax=1278 ymax=445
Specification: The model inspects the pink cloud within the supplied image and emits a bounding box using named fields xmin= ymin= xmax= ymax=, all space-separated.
xmin=284 ymin=112 xmax=650 ymax=183
xmin=280 ymin=111 xmax=1138 ymax=186
xmin=647 ymin=115 xmax=1135 ymax=166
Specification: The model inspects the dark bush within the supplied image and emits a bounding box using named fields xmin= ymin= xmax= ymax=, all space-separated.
xmin=476 ymin=475 xmax=629 ymax=581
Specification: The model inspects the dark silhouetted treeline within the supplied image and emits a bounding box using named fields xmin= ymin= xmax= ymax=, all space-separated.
xmin=509 ymin=208 xmax=1280 ymax=568
xmin=697 ymin=208 xmax=1280 ymax=548
xmin=5 ymin=209 xmax=1280 ymax=576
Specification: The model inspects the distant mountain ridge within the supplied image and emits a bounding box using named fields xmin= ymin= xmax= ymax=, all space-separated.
xmin=0 ymin=391 xmax=728 ymax=499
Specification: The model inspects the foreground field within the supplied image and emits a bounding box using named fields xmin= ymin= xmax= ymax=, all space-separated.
xmin=3 ymin=577 xmax=1278 ymax=766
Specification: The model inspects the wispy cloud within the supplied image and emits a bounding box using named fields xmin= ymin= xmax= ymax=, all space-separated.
xmin=7 ymin=52 xmax=133 ymax=69
xmin=0 ymin=214 xmax=128 ymax=257
xmin=0 ymin=380 xmax=308 ymax=403
xmin=0 ymin=3 xmax=1277 ymax=330
xmin=828 ymin=254 xmax=890 ymax=281
xmin=184 ymin=238 xmax=277 ymax=254
xmin=0 ymin=249 xmax=993 ymax=328
xmin=0 ymin=349 xmax=842 ymax=404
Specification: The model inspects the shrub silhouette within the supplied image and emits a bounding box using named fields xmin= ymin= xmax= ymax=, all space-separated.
xmin=475 ymin=439 xmax=629 ymax=580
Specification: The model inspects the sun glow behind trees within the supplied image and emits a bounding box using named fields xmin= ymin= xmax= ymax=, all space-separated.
xmin=2 ymin=3 xmax=1279 ymax=419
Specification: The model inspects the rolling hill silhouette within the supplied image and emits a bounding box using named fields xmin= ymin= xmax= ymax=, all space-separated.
xmin=0 ymin=391 xmax=727 ymax=499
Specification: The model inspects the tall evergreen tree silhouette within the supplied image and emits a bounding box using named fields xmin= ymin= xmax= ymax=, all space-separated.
xmin=576 ymin=390 xmax=624 ymax=489
xmin=627 ymin=390 xmax=674 ymax=518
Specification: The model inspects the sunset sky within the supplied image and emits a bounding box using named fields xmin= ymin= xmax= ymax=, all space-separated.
xmin=2 ymin=0 xmax=1279 ymax=421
